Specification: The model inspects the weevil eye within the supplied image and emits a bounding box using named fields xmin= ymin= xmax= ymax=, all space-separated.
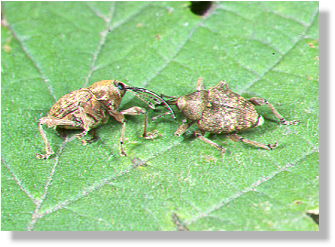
xmin=117 ymin=83 xmax=125 ymax=90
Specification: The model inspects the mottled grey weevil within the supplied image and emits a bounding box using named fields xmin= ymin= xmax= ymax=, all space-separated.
xmin=36 ymin=80 xmax=175 ymax=159
xmin=159 ymin=78 xmax=299 ymax=153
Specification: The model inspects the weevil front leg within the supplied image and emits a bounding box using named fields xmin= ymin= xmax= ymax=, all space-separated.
xmin=249 ymin=97 xmax=299 ymax=125
xmin=119 ymin=120 xmax=127 ymax=156
xmin=108 ymin=109 xmax=127 ymax=156
xmin=175 ymin=120 xmax=194 ymax=136
xmin=75 ymin=129 xmax=89 ymax=140
xmin=36 ymin=117 xmax=80 ymax=159
xmin=194 ymin=130 xmax=226 ymax=154
xmin=142 ymin=113 xmax=161 ymax=140
xmin=81 ymin=129 xmax=98 ymax=146
xmin=228 ymin=133 xmax=278 ymax=150
xmin=120 ymin=106 xmax=160 ymax=140
xmin=36 ymin=118 xmax=54 ymax=159
xmin=117 ymin=106 xmax=147 ymax=156
xmin=72 ymin=108 xmax=95 ymax=144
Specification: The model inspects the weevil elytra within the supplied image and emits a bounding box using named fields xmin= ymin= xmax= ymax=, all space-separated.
xmin=36 ymin=80 xmax=175 ymax=159
xmin=159 ymin=78 xmax=299 ymax=153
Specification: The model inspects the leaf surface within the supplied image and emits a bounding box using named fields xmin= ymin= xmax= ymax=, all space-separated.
xmin=1 ymin=1 xmax=319 ymax=231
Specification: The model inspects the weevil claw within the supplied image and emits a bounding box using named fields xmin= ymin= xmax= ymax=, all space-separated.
xmin=267 ymin=142 xmax=278 ymax=150
xmin=280 ymin=118 xmax=300 ymax=125
xmin=143 ymin=130 xmax=161 ymax=140
xmin=36 ymin=153 xmax=51 ymax=159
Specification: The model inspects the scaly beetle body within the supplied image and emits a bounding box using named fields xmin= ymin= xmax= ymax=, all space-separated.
xmin=163 ymin=78 xmax=299 ymax=152
xmin=46 ymin=80 xmax=124 ymax=130
xmin=176 ymin=81 xmax=263 ymax=134
xmin=37 ymin=80 xmax=175 ymax=159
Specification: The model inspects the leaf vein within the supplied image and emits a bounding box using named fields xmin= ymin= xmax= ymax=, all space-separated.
xmin=5 ymin=22 xmax=57 ymax=102
xmin=141 ymin=11 xmax=211 ymax=88
xmin=83 ymin=2 xmax=116 ymax=87
xmin=27 ymin=137 xmax=71 ymax=231
xmin=37 ymin=162 xmax=141 ymax=218
xmin=185 ymin=165 xmax=293 ymax=225
xmin=240 ymin=7 xmax=319 ymax=94
xmin=65 ymin=207 xmax=115 ymax=229
xmin=1 ymin=157 xmax=39 ymax=205
xmin=186 ymin=150 xmax=317 ymax=226
xmin=83 ymin=4 xmax=150 ymax=87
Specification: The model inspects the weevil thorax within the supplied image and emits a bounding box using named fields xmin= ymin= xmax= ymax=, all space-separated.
xmin=176 ymin=90 xmax=208 ymax=121
xmin=88 ymin=80 xmax=126 ymax=109
xmin=197 ymin=81 xmax=263 ymax=134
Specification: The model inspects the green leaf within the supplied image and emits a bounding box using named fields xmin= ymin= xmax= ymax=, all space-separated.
xmin=1 ymin=1 xmax=319 ymax=231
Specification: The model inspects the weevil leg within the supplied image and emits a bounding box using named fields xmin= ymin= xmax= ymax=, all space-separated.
xmin=143 ymin=113 xmax=148 ymax=138
xmin=175 ymin=121 xmax=194 ymax=136
xmin=120 ymin=120 xmax=127 ymax=156
xmin=142 ymin=113 xmax=160 ymax=139
xmin=195 ymin=130 xmax=226 ymax=153
xmin=120 ymin=106 xmax=159 ymax=140
xmin=249 ymin=97 xmax=299 ymax=125
xmin=36 ymin=117 xmax=55 ymax=159
xmin=81 ymin=128 xmax=98 ymax=145
xmin=108 ymin=109 xmax=128 ymax=156
xmin=74 ymin=129 xmax=92 ymax=146
xmin=75 ymin=129 xmax=89 ymax=139
xmin=152 ymin=111 xmax=173 ymax=121
xmin=36 ymin=117 xmax=80 ymax=159
xmin=73 ymin=109 xmax=92 ymax=142
xmin=228 ymin=133 xmax=278 ymax=150
xmin=120 ymin=106 xmax=146 ymax=138
xmin=115 ymin=106 xmax=161 ymax=156
xmin=118 ymin=106 xmax=148 ymax=156
xmin=197 ymin=77 xmax=205 ymax=91
xmin=120 ymin=106 xmax=146 ymax=116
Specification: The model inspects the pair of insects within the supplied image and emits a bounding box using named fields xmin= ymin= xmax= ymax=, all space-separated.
xmin=36 ymin=78 xmax=298 ymax=159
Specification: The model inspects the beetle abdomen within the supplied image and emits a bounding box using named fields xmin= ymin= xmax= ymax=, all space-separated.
xmin=49 ymin=89 xmax=93 ymax=118
xmin=48 ymin=89 xmax=108 ymax=129
xmin=198 ymin=87 xmax=259 ymax=134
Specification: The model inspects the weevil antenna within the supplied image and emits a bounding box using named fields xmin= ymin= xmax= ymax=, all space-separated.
xmin=160 ymin=94 xmax=179 ymax=105
xmin=128 ymin=91 xmax=157 ymax=109
xmin=126 ymin=87 xmax=176 ymax=119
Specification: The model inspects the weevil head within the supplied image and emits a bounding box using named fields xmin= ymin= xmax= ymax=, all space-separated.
xmin=89 ymin=80 xmax=127 ymax=101
xmin=176 ymin=91 xmax=207 ymax=121
xmin=113 ymin=80 xmax=127 ymax=98
xmin=90 ymin=80 xmax=176 ymax=119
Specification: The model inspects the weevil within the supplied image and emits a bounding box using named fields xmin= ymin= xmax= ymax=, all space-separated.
xmin=159 ymin=78 xmax=299 ymax=153
xmin=36 ymin=80 xmax=175 ymax=159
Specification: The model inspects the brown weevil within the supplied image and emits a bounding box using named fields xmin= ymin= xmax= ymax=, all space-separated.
xmin=159 ymin=78 xmax=299 ymax=153
xmin=36 ymin=80 xmax=175 ymax=159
